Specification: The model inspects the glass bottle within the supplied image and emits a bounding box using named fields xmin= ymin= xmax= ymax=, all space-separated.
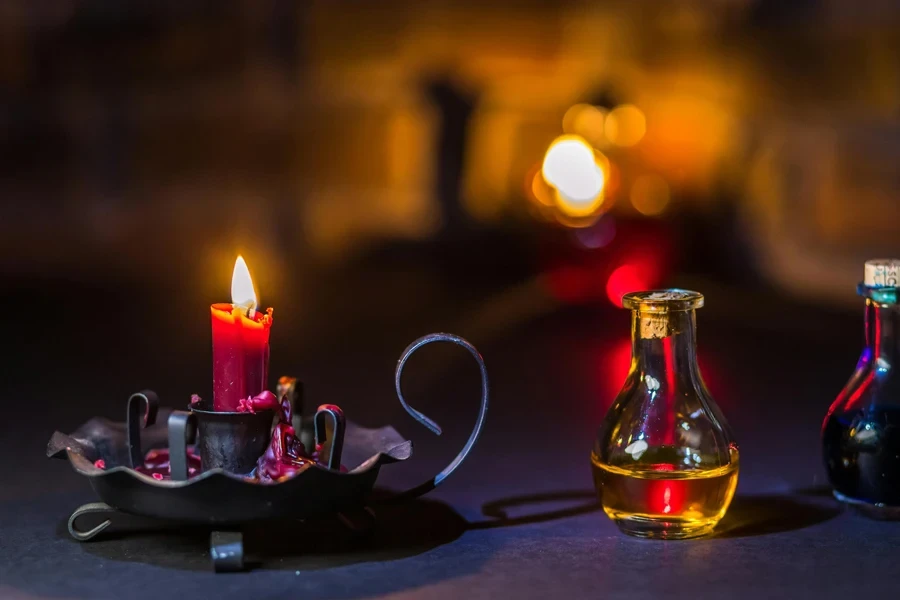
xmin=823 ymin=259 xmax=900 ymax=518
xmin=591 ymin=290 xmax=739 ymax=539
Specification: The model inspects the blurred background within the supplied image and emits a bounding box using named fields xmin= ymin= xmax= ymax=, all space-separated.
xmin=2 ymin=0 xmax=900 ymax=468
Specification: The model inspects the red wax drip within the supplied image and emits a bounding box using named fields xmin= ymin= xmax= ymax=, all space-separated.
xmin=211 ymin=304 xmax=273 ymax=412
xmin=239 ymin=389 xmax=315 ymax=483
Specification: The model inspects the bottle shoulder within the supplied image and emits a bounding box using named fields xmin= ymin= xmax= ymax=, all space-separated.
xmin=594 ymin=371 xmax=737 ymax=470
xmin=830 ymin=351 xmax=900 ymax=415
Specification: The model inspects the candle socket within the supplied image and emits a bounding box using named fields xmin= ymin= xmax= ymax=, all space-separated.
xmin=191 ymin=399 xmax=274 ymax=475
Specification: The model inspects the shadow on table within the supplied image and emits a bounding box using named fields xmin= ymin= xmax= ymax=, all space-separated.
xmin=471 ymin=489 xmax=601 ymax=529
xmin=470 ymin=487 xmax=840 ymax=538
xmin=61 ymin=485 xmax=839 ymax=579
xmin=62 ymin=489 xmax=601 ymax=574
xmin=715 ymin=487 xmax=840 ymax=538
xmin=64 ymin=495 xmax=470 ymax=574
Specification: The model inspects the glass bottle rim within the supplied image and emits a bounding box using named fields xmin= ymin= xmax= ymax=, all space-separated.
xmin=858 ymin=283 xmax=899 ymax=305
xmin=622 ymin=289 xmax=704 ymax=312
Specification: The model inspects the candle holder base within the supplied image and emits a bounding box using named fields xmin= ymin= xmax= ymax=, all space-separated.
xmin=65 ymin=500 xmax=378 ymax=572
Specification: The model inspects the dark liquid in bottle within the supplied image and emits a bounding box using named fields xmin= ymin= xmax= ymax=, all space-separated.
xmin=823 ymin=407 xmax=900 ymax=506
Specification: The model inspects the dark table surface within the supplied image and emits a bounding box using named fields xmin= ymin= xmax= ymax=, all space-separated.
xmin=1 ymin=248 xmax=897 ymax=600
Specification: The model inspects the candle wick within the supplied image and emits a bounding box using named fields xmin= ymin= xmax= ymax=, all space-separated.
xmin=233 ymin=302 xmax=256 ymax=318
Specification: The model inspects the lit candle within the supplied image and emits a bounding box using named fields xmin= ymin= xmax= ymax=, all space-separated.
xmin=211 ymin=256 xmax=274 ymax=412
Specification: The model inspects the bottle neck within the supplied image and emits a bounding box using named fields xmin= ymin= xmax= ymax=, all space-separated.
xmin=630 ymin=309 xmax=699 ymax=383
xmin=865 ymin=299 xmax=900 ymax=361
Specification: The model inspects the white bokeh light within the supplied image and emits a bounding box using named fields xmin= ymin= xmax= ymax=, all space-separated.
xmin=542 ymin=137 xmax=605 ymax=207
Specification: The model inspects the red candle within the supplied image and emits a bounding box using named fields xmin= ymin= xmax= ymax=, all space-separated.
xmin=211 ymin=256 xmax=274 ymax=412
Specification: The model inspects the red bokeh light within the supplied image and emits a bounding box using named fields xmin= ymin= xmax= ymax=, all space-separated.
xmin=539 ymin=217 xmax=674 ymax=307
xmin=605 ymin=264 xmax=646 ymax=307
xmin=591 ymin=337 xmax=634 ymax=415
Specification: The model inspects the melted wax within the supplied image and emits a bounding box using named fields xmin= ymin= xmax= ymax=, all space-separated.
xmin=92 ymin=448 xmax=202 ymax=480
xmin=135 ymin=447 xmax=202 ymax=480
xmin=92 ymin=388 xmax=323 ymax=483
xmin=238 ymin=389 xmax=315 ymax=483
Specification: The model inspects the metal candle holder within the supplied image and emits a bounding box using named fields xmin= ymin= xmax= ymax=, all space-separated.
xmin=191 ymin=402 xmax=275 ymax=475
xmin=47 ymin=333 xmax=488 ymax=572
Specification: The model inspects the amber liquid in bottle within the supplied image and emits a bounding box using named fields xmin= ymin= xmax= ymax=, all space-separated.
xmin=592 ymin=447 xmax=739 ymax=538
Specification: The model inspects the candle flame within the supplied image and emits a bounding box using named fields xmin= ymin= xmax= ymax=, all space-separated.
xmin=231 ymin=255 xmax=258 ymax=314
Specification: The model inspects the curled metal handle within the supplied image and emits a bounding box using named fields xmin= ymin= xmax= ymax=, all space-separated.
xmin=127 ymin=390 xmax=159 ymax=469
xmin=386 ymin=332 xmax=488 ymax=502
xmin=68 ymin=502 xmax=116 ymax=541
xmin=168 ymin=411 xmax=197 ymax=481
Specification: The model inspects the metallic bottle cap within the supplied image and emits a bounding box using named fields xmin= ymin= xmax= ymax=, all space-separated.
xmin=864 ymin=259 xmax=900 ymax=288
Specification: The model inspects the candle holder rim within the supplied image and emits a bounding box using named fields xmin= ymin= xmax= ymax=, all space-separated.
xmin=188 ymin=406 xmax=276 ymax=417
xmin=48 ymin=429 xmax=410 ymax=525
xmin=59 ymin=446 xmax=361 ymax=485
xmin=48 ymin=429 xmax=408 ymax=487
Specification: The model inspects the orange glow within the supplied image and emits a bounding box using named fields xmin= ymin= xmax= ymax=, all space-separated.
xmin=553 ymin=211 xmax=603 ymax=229
xmin=639 ymin=96 xmax=737 ymax=191
xmin=562 ymin=103 xmax=591 ymax=134
xmin=574 ymin=106 xmax=606 ymax=139
xmin=529 ymin=165 xmax=556 ymax=207
xmin=541 ymin=135 xmax=608 ymax=218
xmin=605 ymin=104 xmax=646 ymax=147
xmin=630 ymin=174 xmax=670 ymax=216
xmin=231 ymin=255 xmax=258 ymax=313
xmin=606 ymin=264 xmax=647 ymax=307
xmin=604 ymin=160 xmax=621 ymax=198
xmin=563 ymin=104 xmax=607 ymax=147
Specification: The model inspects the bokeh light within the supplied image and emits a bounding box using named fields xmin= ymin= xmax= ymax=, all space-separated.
xmin=605 ymin=104 xmax=646 ymax=147
xmin=542 ymin=137 xmax=604 ymax=202
xmin=606 ymin=264 xmax=647 ymax=307
xmin=528 ymin=163 xmax=556 ymax=208
xmin=541 ymin=135 xmax=607 ymax=218
xmin=630 ymin=174 xmax=671 ymax=216
xmin=562 ymin=104 xmax=590 ymax=134
xmin=553 ymin=211 xmax=602 ymax=229
xmin=563 ymin=104 xmax=607 ymax=148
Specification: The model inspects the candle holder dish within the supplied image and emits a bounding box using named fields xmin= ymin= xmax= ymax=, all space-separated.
xmin=46 ymin=333 xmax=488 ymax=572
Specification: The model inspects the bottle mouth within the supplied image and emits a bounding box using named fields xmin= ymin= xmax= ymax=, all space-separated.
xmin=858 ymin=283 xmax=899 ymax=305
xmin=622 ymin=289 xmax=704 ymax=312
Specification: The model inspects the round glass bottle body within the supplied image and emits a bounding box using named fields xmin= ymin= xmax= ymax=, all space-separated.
xmin=592 ymin=290 xmax=739 ymax=539
xmin=823 ymin=285 xmax=900 ymax=518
